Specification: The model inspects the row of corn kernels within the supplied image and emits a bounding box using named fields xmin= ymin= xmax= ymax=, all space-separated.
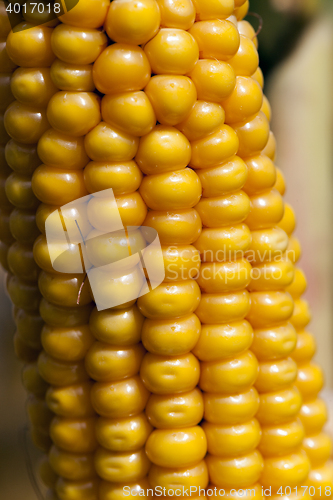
xmin=29 ymin=17 xmax=101 ymax=500
xmin=1 ymin=0 xmax=333 ymax=499
xmin=191 ymin=18 xmax=263 ymax=494
xmin=1 ymin=9 xmax=97 ymax=499
xmin=0 ymin=7 xmax=58 ymax=498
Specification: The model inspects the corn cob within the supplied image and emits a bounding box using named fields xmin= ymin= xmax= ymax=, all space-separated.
xmin=1 ymin=1 xmax=333 ymax=499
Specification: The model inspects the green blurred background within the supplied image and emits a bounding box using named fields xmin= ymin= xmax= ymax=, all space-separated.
xmin=0 ymin=0 xmax=333 ymax=497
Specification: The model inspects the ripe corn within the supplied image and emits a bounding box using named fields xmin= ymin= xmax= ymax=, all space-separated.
xmin=1 ymin=1 xmax=333 ymax=500
xmin=189 ymin=29 xmax=264 ymax=496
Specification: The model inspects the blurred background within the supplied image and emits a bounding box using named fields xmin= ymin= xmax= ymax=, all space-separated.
xmin=0 ymin=0 xmax=333 ymax=497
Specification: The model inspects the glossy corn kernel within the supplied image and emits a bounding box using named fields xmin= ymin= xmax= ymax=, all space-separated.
xmin=51 ymin=25 xmax=107 ymax=65
xmin=6 ymin=23 xmax=55 ymax=67
xmin=93 ymin=44 xmax=151 ymax=95
xmin=104 ymin=0 xmax=160 ymax=45
xmin=58 ymin=0 xmax=109 ymax=29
